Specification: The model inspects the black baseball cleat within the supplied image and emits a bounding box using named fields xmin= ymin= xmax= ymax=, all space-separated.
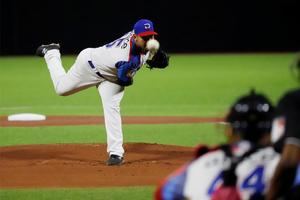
xmin=36 ymin=43 xmax=60 ymax=57
xmin=106 ymin=154 xmax=124 ymax=166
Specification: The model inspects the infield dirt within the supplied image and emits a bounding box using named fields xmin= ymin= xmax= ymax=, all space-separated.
xmin=0 ymin=115 xmax=220 ymax=188
xmin=0 ymin=143 xmax=194 ymax=188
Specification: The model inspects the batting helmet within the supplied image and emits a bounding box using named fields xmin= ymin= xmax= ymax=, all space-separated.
xmin=226 ymin=90 xmax=274 ymax=143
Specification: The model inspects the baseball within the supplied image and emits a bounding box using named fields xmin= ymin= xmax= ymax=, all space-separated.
xmin=146 ymin=39 xmax=160 ymax=51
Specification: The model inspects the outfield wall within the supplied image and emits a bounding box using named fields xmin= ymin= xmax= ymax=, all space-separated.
xmin=0 ymin=0 xmax=299 ymax=55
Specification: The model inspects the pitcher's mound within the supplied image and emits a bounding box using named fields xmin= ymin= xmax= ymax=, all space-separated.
xmin=0 ymin=143 xmax=195 ymax=188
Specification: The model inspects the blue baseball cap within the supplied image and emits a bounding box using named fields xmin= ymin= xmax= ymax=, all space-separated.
xmin=133 ymin=19 xmax=158 ymax=36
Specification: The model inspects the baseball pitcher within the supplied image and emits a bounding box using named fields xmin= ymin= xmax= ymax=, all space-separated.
xmin=36 ymin=19 xmax=169 ymax=166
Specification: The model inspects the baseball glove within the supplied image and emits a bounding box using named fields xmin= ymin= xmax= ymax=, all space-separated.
xmin=146 ymin=49 xmax=170 ymax=69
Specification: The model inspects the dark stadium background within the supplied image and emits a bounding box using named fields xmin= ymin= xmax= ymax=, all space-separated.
xmin=0 ymin=0 xmax=299 ymax=55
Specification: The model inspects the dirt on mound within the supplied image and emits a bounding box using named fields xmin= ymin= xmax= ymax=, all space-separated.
xmin=0 ymin=143 xmax=195 ymax=188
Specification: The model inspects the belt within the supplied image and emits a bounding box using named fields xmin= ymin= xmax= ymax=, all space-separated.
xmin=88 ymin=61 xmax=105 ymax=79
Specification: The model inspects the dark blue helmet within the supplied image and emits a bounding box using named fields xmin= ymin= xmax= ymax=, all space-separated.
xmin=226 ymin=90 xmax=274 ymax=143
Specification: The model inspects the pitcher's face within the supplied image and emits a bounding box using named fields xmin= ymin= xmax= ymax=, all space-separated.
xmin=133 ymin=34 xmax=155 ymax=52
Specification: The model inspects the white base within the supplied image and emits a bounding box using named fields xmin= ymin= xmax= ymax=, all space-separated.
xmin=8 ymin=113 xmax=46 ymax=121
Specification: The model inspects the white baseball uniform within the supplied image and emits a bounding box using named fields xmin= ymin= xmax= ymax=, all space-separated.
xmin=156 ymin=142 xmax=280 ymax=200
xmin=183 ymin=142 xmax=252 ymax=200
xmin=235 ymin=146 xmax=280 ymax=199
xmin=156 ymin=141 xmax=252 ymax=200
xmin=43 ymin=31 xmax=150 ymax=158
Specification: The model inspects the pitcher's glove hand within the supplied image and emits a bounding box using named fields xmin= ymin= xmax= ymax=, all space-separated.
xmin=146 ymin=49 xmax=170 ymax=69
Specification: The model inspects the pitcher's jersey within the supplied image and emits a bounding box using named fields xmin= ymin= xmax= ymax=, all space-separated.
xmin=235 ymin=146 xmax=280 ymax=199
xmin=90 ymin=31 xmax=150 ymax=79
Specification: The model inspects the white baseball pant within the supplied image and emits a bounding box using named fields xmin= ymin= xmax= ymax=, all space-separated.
xmin=44 ymin=49 xmax=125 ymax=157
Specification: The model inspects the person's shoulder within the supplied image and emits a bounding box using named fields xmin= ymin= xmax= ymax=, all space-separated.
xmin=119 ymin=31 xmax=134 ymax=40
xmin=193 ymin=142 xmax=252 ymax=160
xmin=277 ymin=88 xmax=300 ymax=110
xmin=279 ymin=88 xmax=300 ymax=103
xmin=229 ymin=140 xmax=254 ymax=158
xmin=193 ymin=144 xmax=222 ymax=159
xmin=244 ymin=145 xmax=278 ymax=159
xmin=284 ymin=88 xmax=300 ymax=98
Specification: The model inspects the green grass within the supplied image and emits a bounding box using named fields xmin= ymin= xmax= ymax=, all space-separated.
xmin=0 ymin=124 xmax=226 ymax=147
xmin=0 ymin=187 xmax=154 ymax=200
xmin=0 ymin=53 xmax=298 ymax=199
xmin=0 ymin=54 xmax=297 ymax=116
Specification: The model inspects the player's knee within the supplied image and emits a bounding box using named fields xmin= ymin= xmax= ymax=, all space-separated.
xmin=103 ymin=102 xmax=120 ymax=112
xmin=56 ymin=90 xmax=68 ymax=96
xmin=58 ymin=92 xmax=69 ymax=96
xmin=55 ymin=87 xmax=70 ymax=96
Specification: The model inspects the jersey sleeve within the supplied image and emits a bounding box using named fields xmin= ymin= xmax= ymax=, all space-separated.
xmin=114 ymin=53 xmax=141 ymax=86
xmin=155 ymin=164 xmax=188 ymax=200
